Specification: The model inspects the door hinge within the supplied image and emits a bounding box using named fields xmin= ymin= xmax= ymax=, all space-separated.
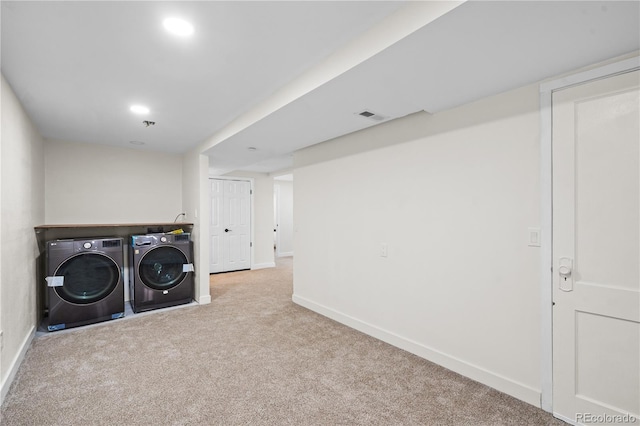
xmin=250 ymin=242 xmax=253 ymax=247
xmin=250 ymin=189 xmax=253 ymax=195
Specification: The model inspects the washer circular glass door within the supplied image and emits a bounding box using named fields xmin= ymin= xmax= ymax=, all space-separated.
xmin=139 ymin=246 xmax=188 ymax=291
xmin=54 ymin=253 xmax=120 ymax=304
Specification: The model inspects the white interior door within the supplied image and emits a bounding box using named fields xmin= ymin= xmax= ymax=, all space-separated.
xmin=552 ymin=70 xmax=639 ymax=424
xmin=223 ymin=180 xmax=251 ymax=271
xmin=210 ymin=179 xmax=251 ymax=273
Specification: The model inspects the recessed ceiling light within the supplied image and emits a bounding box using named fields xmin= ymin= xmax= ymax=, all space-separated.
xmin=130 ymin=105 xmax=150 ymax=114
xmin=163 ymin=17 xmax=194 ymax=37
xmin=247 ymin=147 xmax=257 ymax=151
xmin=129 ymin=141 xmax=145 ymax=145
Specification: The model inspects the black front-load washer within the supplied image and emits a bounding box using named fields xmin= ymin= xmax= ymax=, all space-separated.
xmin=129 ymin=233 xmax=194 ymax=313
xmin=46 ymin=238 xmax=125 ymax=331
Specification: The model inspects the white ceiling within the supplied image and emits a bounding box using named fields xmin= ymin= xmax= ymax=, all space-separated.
xmin=1 ymin=1 xmax=403 ymax=151
xmin=2 ymin=1 xmax=639 ymax=176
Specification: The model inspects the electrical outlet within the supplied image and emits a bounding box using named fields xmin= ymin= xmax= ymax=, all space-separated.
xmin=381 ymin=243 xmax=388 ymax=257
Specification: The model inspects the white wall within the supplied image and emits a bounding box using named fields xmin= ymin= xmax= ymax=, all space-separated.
xmin=0 ymin=75 xmax=44 ymax=403
xmin=44 ymin=140 xmax=183 ymax=224
xmin=275 ymin=181 xmax=294 ymax=257
xmin=222 ymin=171 xmax=275 ymax=269
xmin=293 ymin=84 xmax=542 ymax=406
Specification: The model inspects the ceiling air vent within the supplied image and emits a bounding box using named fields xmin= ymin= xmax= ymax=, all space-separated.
xmin=357 ymin=110 xmax=387 ymax=122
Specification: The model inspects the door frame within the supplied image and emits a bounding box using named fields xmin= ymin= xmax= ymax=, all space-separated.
xmin=208 ymin=175 xmax=255 ymax=271
xmin=538 ymin=55 xmax=640 ymax=414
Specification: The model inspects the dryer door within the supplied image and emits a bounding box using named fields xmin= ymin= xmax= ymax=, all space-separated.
xmin=54 ymin=253 xmax=121 ymax=304
xmin=138 ymin=246 xmax=188 ymax=291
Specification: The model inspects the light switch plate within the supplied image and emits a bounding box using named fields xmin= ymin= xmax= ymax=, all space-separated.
xmin=528 ymin=227 xmax=541 ymax=247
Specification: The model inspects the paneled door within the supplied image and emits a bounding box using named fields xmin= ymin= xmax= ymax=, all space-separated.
xmin=552 ymin=70 xmax=639 ymax=424
xmin=210 ymin=179 xmax=251 ymax=273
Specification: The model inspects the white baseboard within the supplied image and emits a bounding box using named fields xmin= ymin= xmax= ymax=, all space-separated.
xmin=252 ymin=262 xmax=275 ymax=270
xmin=1 ymin=325 xmax=35 ymax=405
xmin=276 ymin=252 xmax=293 ymax=257
xmin=198 ymin=294 xmax=211 ymax=305
xmin=292 ymin=294 xmax=541 ymax=408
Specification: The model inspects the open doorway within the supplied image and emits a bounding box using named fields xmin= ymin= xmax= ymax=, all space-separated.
xmin=274 ymin=174 xmax=293 ymax=258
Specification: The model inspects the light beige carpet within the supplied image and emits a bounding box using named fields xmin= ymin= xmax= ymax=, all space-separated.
xmin=1 ymin=256 xmax=564 ymax=425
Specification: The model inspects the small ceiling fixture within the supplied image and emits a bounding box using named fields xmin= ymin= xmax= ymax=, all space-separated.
xmin=163 ymin=17 xmax=194 ymax=37
xmin=247 ymin=147 xmax=257 ymax=151
xmin=130 ymin=105 xmax=150 ymax=114
xmin=129 ymin=141 xmax=145 ymax=145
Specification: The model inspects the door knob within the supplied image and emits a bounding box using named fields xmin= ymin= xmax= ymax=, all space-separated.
xmin=558 ymin=257 xmax=573 ymax=292
xmin=224 ymin=228 xmax=230 ymax=233
xmin=558 ymin=265 xmax=571 ymax=277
